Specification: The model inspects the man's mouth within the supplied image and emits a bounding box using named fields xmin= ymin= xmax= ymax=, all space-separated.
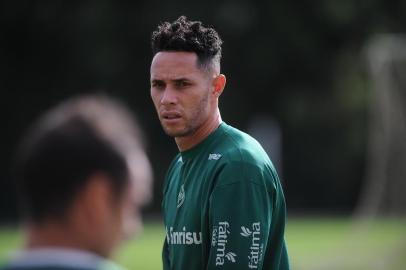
xmin=163 ymin=115 xmax=180 ymax=119
xmin=161 ymin=112 xmax=182 ymax=121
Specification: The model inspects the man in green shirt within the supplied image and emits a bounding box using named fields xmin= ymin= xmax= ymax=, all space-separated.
xmin=150 ymin=16 xmax=290 ymax=269
xmin=1 ymin=95 xmax=152 ymax=270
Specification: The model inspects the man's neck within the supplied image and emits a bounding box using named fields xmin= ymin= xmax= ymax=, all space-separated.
xmin=175 ymin=110 xmax=222 ymax=152
xmin=26 ymin=222 xmax=90 ymax=252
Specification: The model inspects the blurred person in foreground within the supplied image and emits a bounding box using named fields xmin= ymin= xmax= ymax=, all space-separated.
xmin=0 ymin=95 xmax=152 ymax=270
xmin=150 ymin=16 xmax=289 ymax=270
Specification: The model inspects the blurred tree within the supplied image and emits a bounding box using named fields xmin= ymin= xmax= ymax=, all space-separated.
xmin=357 ymin=35 xmax=406 ymax=217
xmin=1 ymin=0 xmax=406 ymax=220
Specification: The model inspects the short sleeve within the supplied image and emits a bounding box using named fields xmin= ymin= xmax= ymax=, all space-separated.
xmin=207 ymin=161 xmax=274 ymax=270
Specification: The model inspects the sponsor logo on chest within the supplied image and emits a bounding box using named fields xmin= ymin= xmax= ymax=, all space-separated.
xmin=177 ymin=184 xmax=185 ymax=208
xmin=166 ymin=226 xmax=202 ymax=245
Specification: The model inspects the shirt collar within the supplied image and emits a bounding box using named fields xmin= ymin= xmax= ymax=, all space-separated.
xmin=180 ymin=122 xmax=226 ymax=162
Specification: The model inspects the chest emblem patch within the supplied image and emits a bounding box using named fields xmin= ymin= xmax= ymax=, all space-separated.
xmin=177 ymin=184 xmax=185 ymax=208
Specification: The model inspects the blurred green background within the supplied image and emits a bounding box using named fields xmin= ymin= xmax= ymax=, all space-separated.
xmin=1 ymin=0 xmax=406 ymax=269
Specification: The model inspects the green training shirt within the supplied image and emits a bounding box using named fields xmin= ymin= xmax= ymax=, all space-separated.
xmin=162 ymin=122 xmax=289 ymax=270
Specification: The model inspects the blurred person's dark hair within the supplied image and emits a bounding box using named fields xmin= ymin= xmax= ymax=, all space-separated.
xmin=151 ymin=15 xmax=223 ymax=70
xmin=13 ymin=95 xmax=147 ymax=224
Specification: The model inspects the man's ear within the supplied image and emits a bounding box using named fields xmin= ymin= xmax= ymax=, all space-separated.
xmin=212 ymin=74 xmax=226 ymax=97
xmin=78 ymin=173 xmax=113 ymax=227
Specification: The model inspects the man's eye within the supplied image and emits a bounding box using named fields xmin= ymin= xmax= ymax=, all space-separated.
xmin=176 ymin=81 xmax=190 ymax=88
xmin=152 ymin=81 xmax=165 ymax=89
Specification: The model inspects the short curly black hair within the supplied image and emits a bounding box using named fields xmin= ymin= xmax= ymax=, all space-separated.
xmin=151 ymin=16 xmax=223 ymax=70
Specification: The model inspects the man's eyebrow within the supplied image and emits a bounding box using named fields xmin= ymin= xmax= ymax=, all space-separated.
xmin=172 ymin=78 xmax=191 ymax=82
xmin=150 ymin=77 xmax=193 ymax=83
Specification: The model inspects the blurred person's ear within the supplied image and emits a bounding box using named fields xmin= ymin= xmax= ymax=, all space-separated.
xmin=81 ymin=173 xmax=114 ymax=225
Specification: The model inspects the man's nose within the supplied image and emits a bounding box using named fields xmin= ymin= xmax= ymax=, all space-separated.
xmin=161 ymin=86 xmax=177 ymax=105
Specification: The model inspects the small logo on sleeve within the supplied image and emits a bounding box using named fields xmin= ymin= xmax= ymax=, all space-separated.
xmin=240 ymin=226 xmax=252 ymax=237
xmin=214 ymin=221 xmax=237 ymax=266
xmin=208 ymin=153 xmax=222 ymax=160
xmin=240 ymin=222 xmax=264 ymax=269
xmin=211 ymin=227 xmax=218 ymax=247
xmin=225 ymin=252 xmax=237 ymax=262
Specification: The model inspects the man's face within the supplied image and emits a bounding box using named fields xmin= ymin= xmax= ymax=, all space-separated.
xmin=150 ymin=52 xmax=216 ymax=137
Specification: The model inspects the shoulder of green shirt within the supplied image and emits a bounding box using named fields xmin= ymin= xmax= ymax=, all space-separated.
xmin=221 ymin=124 xmax=271 ymax=163
xmin=212 ymin=125 xmax=278 ymax=189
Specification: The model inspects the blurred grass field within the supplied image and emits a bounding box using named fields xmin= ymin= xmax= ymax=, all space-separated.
xmin=1 ymin=218 xmax=405 ymax=270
